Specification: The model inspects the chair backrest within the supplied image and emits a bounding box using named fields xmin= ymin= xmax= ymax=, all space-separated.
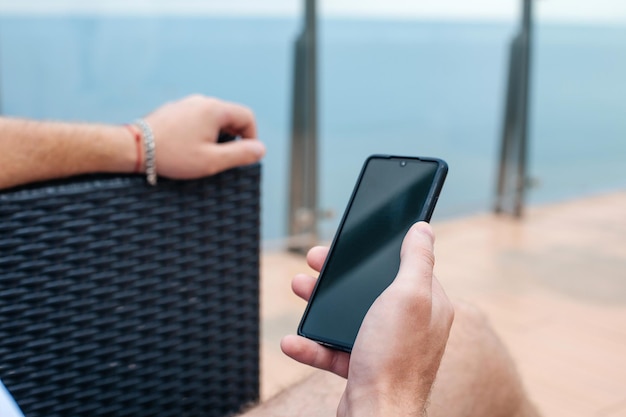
xmin=0 ymin=165 xmax=261 ymax=417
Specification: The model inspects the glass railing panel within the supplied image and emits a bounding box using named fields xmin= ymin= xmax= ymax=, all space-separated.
xmin=529 ymin=23 xmax=626 ymax=205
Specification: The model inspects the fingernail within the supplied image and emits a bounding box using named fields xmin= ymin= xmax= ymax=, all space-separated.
xmin=413 ymin=221 xmax=434 ymax=240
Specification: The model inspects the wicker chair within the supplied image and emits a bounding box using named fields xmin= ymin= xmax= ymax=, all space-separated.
xmin=0 ymin=164 xmax=261 ymax=417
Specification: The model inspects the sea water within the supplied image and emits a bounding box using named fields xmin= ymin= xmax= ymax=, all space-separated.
xmin=1 ymin=17 xmax=624 ymax=240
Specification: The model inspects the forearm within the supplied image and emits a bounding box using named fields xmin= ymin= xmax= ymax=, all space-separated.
xmin=0 ymin=117 xmax=135 ymax=189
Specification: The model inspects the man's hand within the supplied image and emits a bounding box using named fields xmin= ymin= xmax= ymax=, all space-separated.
xmin=281 ymin=222 xmax=455 ymax=417
xmin=145 ymin=95 xmax=266 ymax=179
xmin=0 ymin=95 xmax=264 ymax=190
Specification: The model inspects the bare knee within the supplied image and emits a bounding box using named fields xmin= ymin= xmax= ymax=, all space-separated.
xmin=428 ymin=300 xmax=541 ymax=417
xmin=448 ymin=300 xmax=519 ymax=380
xmin=452 ymin=300 xmax=490 ymax=332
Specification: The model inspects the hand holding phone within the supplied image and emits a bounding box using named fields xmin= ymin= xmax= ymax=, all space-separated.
xmin=297 ymin=155 xmax=448 ymax=352
xmin=283 ymin=221 xmax=455 ymax=416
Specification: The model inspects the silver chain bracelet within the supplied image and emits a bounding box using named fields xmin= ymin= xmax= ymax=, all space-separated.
xmin=134 ymin=119 xmax=157 ymax=186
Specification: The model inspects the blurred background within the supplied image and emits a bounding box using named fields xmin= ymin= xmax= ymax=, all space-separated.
xmin=2 ymin=2 xmax=625 ymax=416
xmin=1 ymin=0 xmax=624 ymax=246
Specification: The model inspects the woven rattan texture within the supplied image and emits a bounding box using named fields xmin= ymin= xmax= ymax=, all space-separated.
xmin=0 ymin=165 xmax=260 ymax=417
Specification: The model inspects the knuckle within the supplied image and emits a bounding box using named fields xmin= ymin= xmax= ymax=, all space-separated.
xmin=186 ymin=93 xmax=205 ymax=104
xmin=189 ymin=95 xmax=218 ymax=111
xmin=417 ymin=246 xmax=436 ymax=269
xmin=242 ymin=105 xmax=255 ymax=120
xmin=203 ymin=97 xmax=220 ymax=113
xmin=403 ymin=244 xmax=435 ymax=270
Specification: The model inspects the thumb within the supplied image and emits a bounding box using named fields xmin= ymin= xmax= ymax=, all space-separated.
xmin=210 ymin=139 xmax=266 ymax=173
xmin=394 ymin=222 xmax=436 ymax=291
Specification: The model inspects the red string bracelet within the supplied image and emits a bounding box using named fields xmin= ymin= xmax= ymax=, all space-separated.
xmin=125 ymin=124 xmax=143 ymax=174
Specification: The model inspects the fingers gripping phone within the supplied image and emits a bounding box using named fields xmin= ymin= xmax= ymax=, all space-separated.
xmin=297 ymin=155 xmax=448 ymax=352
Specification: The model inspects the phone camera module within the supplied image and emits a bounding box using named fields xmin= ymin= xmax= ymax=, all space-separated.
xmin=399 ymin=160 xmax=407 ymax=167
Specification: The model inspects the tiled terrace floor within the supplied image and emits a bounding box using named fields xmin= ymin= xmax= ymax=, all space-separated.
xmin=260 ymin=191 xmax=626 ymax=417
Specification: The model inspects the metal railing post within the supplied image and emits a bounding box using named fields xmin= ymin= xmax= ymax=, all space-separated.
xmin=287 ymin=0 xmax=319 ymax=252
xmin=495 ymin=0 xmax=533 ymax=217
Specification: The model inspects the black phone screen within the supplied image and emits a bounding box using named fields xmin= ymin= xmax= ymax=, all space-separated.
xmin=298 ymin=155 xmax=447 ymax=351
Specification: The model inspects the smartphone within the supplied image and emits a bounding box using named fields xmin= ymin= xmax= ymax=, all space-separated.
xmin=297 ymin=154 xmax=448 ymax=352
